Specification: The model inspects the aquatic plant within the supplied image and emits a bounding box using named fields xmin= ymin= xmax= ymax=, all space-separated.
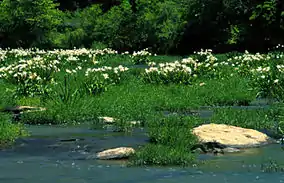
xmin=261 ymin=160 xmax=284 ymax=173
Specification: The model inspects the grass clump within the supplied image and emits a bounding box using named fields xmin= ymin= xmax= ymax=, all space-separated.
xmin=0 ymin=113 xmax=28 ymax=146
xmin=130 ymin=116 xmax=200 ymax=166
xmin=130 ymin=144 xmax=196 ymax=166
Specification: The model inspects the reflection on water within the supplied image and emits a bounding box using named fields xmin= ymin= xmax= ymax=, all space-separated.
xmin=0 ymin=125 xmax=284 ymax=183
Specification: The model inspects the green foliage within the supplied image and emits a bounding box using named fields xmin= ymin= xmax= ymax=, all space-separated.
xmin=83 ymin=74 xmax=109 ymax=96
xmin=0 ymin=82 xmax=16 ymax=108
xmin=130 ymin=144 xmax=195 ymax=166
xmin=130 ymin=48 xmax=153 ymax=65
xmin=50 ymin=28 xmax=87 ymax=49
xmin=130 ymin=115 xmax=198 ymax=166
xmin=147 ymin=116 xmax=199 ymax=147
xmin=136 ymin=0 xmax=187 ymax=53
xmin=47 ymin=74 xmax=83 ymax=105
xmin=1 ymin=0 xmax=284 ymax=53
xmin=0 ymin=56 xmax=59 ymax=97
xmin=0 ymin=0 xmax=63 ymax=48
xmin=250 ymin=0 xmax=277 ymax=25
xmin=91 ymin=0 xmax=136 ymax=50
xmin=211 ymin=108 xmax=277 ymax=131
xmin=0 ymin=113 xmax=28 ymax=146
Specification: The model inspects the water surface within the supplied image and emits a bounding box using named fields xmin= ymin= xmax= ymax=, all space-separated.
xmin=1 ymin=124 xmax=284 ymax=183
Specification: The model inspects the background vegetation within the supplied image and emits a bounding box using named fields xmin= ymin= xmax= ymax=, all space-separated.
xmin=0 ymin=0 xmax=283 ymax=54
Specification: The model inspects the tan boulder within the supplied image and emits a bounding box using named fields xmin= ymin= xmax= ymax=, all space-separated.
xmin=96 ymin=147 xmax=135 ymax=160
xmin=192 ymin=123 xmax=274 ymax=148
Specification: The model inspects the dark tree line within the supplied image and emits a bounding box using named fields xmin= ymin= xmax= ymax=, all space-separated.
xmin=0 ymin=0 xmax=284 ymax=54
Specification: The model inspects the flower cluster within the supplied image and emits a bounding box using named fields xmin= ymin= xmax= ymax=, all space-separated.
xmin=83 ymin=65 xmax=129 ymax=95
xmin=0 ymin=56 xmax=60 ymax=96
xmin=0 ymin=48 xmax=121 ymax=67
xmin=0 ymin=56 xmax=60 ymax=81
xmin=131 ymin=48 xmax=155 ymax=64
xmin=143 ymin=59 xmax=197 ymax=84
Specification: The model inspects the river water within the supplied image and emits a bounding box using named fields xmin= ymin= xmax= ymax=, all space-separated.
xmin=0 ymin=124 xmax=284 ymax=183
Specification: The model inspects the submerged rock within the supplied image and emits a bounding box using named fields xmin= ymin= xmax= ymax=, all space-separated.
xmin=191 ymin=141 xmax=241 ymax=155
xmin=95 ymin=147 xmax=135 ymax=160
xmin=192 ymin=123 xmax=274 ymax=149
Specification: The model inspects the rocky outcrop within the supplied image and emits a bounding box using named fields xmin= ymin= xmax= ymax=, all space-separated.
xmin=191 ymin=123 xmax=275 ymax=154
xmin=95 ymin=147 xmax=135 ymax=160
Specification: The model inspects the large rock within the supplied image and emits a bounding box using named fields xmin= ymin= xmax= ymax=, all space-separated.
xmin=96 ymin=147 xmax=135 ymax=160
xmin=192 ymin=123 xmax=274 ymax=149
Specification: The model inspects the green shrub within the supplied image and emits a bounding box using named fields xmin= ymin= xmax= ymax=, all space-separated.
xmin=136 ymin=0 xmax=187 ymax=53
xmin=0 ymin=0 xmax=63 ymax=48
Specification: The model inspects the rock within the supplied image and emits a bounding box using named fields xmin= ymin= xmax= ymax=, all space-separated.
xmin=190 ymin=141 xmax=240 ymax=155
xmin=223 ymin=147 xmax=241 ymax=153
xmin=0 ymin=105 xmax=46 ymax=114
xmin=98 ymin=116 xmax=116 ymax=124
xmin=0 ymin=105 xmax=46 ymax=121
xmin=98 ymin=116 xmax=141 ymax=126
xmin=212 ymin=148 xmax=224 ymax=155
xmin=96 ymin=147 xmax=135 ymax=160
xmin=191 ymin=147 xmax=205 ymax=154
xmin=192 ymin=123 xmax=274 ymax=148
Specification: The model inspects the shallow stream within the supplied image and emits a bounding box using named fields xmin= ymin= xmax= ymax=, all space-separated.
xmin=1 ymin=98 xmax=284 ymax=183
xmin=1 ymin=124 xmax=284 ymax=183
